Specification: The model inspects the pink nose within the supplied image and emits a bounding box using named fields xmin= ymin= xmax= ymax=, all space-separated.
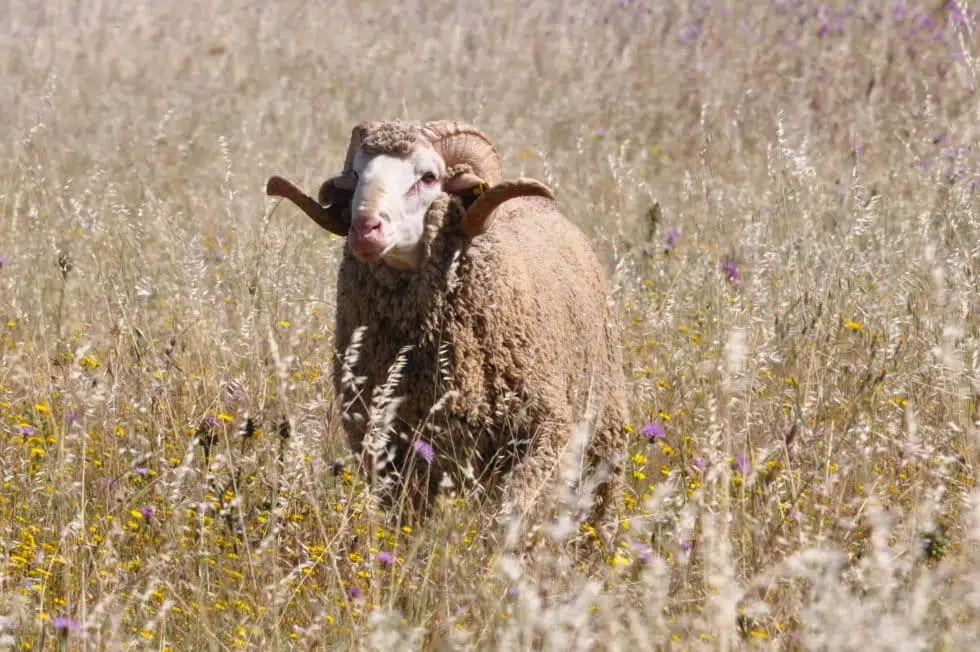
xmin=349 ymin=215 xmax=385 ymax=258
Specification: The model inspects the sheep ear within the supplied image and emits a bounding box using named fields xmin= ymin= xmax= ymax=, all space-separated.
xmin=318 ymin=178 xmax=355 ymax=226
xmin=443 ymin=170 xmax=492 ymax=229
xmin=266 ymin=175 xmax=349 ymax=236
xmin=459 ymin=178 xmax=556 ymax=238
xmin=444 ymin=170 xmax=488 ymax=196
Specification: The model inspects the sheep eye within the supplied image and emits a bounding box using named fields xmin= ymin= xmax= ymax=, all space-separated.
xmin=421 ymin=172 xmax=437 ymax=184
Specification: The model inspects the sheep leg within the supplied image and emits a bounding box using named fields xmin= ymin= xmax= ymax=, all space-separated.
xmin=583 ymin=451 xmax=624 ymax=536
xmin=496 ymin=418 xmax=565 ymax=526
xmin=495 ymin=399 xmax=626 ymax=539
xmin=582 ymin=406 xmax=629 ymax=541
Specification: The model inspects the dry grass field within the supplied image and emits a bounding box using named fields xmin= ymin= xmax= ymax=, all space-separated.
xmin=2 ymin=0 xmax=979 ymax=649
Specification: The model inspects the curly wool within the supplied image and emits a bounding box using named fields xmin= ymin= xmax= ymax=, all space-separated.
xmin=332 ymin=193 xmax=628 ymax=524
xmin=360 ymin=121 xmax=422 ymax=157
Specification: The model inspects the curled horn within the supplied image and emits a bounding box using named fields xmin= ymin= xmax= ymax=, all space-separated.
xmin=460 ymin=178 xmax=556 ymax=238
xmin=422 ymin=120 xmax=555 ymax=238
xmin=266 ymin=176 xmax=348 ymax=236
xmin=421 ymin=120 xmax=503 ymax=186
xmin=266 ymin=122 xmax=379 ymax=237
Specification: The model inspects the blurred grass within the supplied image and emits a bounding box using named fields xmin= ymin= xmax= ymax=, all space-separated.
xmin=1 ymin=0 xmax=979 ymax=649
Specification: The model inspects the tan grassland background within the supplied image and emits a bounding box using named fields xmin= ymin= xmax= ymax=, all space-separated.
xmin=1 ymin=0 xmax=979 ymax=649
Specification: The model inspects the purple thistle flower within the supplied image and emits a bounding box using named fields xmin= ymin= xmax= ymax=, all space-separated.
xmin=0 ymin=256 xmax=7 ymax=269
xmin=140 ymin=506 xmax=154 ymax=519
xmin=639 ymin=422 xmax=666 ymax=440
xmin=66 ymin=410 xmax=81 ymax=424
xmin=412 ymin=439 xmax=435 ymax=463
xmin=377 ymin=551 xmax=396 ymax=566
xmin=664 ymin=229 xmax=681 ymax=251
xmin=631 ymin=542 xmax=653 ymax=564
xmin=349 ymin=586 xmax=364 ymax=601
xmin=133 ymin=466 xmax=149 ymax=476
xmin=52 ymin=617 xmax=80 ymax=632
xmin=720 ymin=260 xmax=739 ymax=282
xmin=679 ymin=23 xmax=703 ymax=43
xmin=692 ymin=456 xmax=706 ymax=471
xmin=735 ymin=454 xmax=750 ymax=475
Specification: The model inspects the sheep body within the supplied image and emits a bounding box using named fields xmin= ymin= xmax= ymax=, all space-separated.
xmin=334 ymin=190 xmax=628 ymax=525
xmin=267 ymin=119 xmax=628 ymax=527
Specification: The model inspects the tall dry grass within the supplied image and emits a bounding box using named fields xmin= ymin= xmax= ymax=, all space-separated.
xmin=1 ymin=0 xmax=979 ymax=649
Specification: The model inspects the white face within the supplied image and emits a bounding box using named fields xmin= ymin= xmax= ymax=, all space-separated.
xmin=347 ymin=146 xmax=447 ymax=270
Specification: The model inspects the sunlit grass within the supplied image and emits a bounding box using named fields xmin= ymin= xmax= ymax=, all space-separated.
xmin=1 ymin=0 xmax=979 ymax=649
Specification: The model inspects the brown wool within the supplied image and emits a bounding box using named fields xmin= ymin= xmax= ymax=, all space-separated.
xmin=333 ymin=188 xmax=628 ymax=530
xmin=360 ymin=121 xmax=422 ymax=157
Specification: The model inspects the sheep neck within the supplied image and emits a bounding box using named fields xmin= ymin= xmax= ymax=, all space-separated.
xmin=337 ymin=193 xmax=469 ymax=336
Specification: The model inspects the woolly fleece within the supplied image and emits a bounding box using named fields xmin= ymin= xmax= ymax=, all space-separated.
xmin=360 ymin=121 xmax=422 ymax=157
xmin=333 ymin=191 xmax=628 ymax=527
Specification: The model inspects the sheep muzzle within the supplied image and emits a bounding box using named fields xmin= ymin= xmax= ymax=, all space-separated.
xmin=348 ymin=214 xmax=386 ymax=260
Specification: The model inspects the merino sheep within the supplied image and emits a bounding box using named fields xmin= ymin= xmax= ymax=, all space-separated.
xmin=266 ymin=120 xmax=628 ymax=530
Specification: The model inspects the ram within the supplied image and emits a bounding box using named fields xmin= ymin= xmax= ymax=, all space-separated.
xmin=267 ymin=120 xmax=627 ymax=530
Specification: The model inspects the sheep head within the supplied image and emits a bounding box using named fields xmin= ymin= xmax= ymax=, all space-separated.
xmin=266 ymin=120 xmax=556 ymax=270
